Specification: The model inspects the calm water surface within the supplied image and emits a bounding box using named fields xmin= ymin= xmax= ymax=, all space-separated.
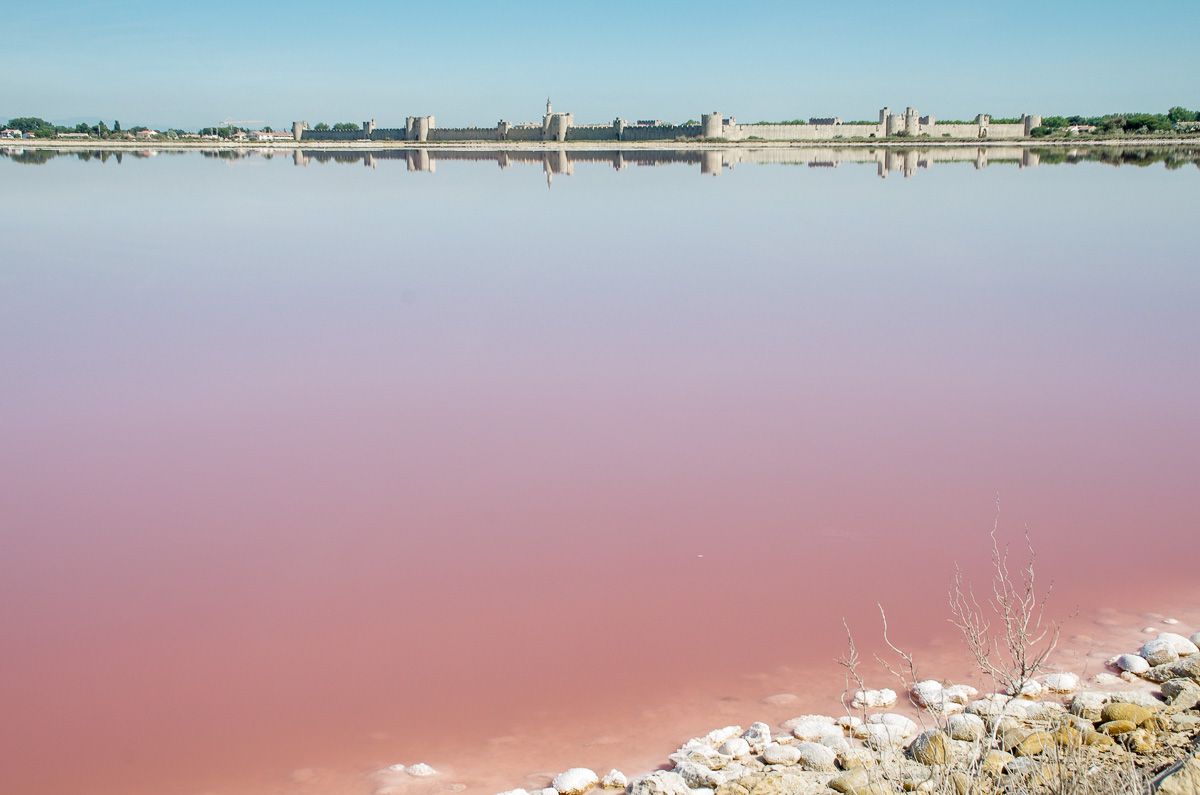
xmin=2 ymin=145 xmax=1198 ymax=795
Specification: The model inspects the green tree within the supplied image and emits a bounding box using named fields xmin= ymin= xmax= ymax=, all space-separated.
xmin=6 ymin=116 xmax=55 ymax=134
xmin=113 ymin=120 xmax=121 ymax=132
xmin=313 ymin=122 xmax=331 ymax=131
xmin=332 ymin=122 xmax=359 ymax=131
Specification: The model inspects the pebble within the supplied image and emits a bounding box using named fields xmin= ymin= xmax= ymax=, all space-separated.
xmin=408 ymin=763 xmax=438 ymax=778
xmin=1163 ymin=617 xmax=1180 ymax=624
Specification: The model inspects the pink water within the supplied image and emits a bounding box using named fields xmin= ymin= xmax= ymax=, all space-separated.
xmin=1 ymin=147 xmax=1198 ymax=795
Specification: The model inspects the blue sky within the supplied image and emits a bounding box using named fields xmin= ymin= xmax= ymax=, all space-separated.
xmin=2 ymin=0 xmax=1197 ymax=130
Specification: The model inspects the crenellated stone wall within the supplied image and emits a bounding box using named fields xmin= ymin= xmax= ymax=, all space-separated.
xmin=293 ymin=106 xmax=1041 ymax=143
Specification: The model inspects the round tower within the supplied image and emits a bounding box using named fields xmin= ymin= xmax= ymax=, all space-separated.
xmin=701 ymin=112 xmax=723 ymax=138
xmin=904 ymin=106 xmax=919 ymax=136
xmin=292 ymin=121 xmax=307 ymax=141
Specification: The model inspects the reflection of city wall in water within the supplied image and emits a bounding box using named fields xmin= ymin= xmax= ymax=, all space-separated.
xmin=5 ymin=146 xmax=1199 ymax=181
xmin=286 ymin=146 xmax=1200 ymax=181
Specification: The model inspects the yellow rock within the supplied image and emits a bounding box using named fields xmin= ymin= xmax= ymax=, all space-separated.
xmin=909 ymin=730 xmax=948 ymax=766
xmin=1098 ymin=720 xmax=1137 ymax=736
xmin=1121 ymin=728 xmax=1156 ymax=755
xmin=1140 ymin=715 xmax=1169 ymax=733
xmin=981 ymin=750 xmax=1014 ymax=776
xmin=827 ymin=767 xmax=893 ymax=795
xmin=1083 ymin=731 xmax=1115 ymax=747
xmin=1053 ymin=725 xmax=1083 ymax=748
xmin=1000 ymin=728 xmax=1031 ymax=753
xmin=1099 ymin=703 xmax=1152 ymax=725
xmin=1013 ymin=731 xmax=1054 ymax=757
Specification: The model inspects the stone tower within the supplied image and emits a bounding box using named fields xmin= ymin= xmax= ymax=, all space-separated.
xmin=701 ymin=112 xmax=723 ymax=138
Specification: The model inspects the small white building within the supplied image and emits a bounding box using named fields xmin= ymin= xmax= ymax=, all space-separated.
xmin=249 ymin=130 xmax=294 ymax=142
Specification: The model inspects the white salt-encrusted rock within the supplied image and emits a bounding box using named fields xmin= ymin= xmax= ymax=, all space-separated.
xmin=909 ymin=679 xmax=973 ymax=714
xmin=762 ymin=743 xmax=803 ymax=765
xmin=1092 ymin=672 xmax=1123 ymax=686
xmin=385 ymin=764 xmax=406 ymax=774
xmin=1157 ymin=632 xmax=1200 ymax=656
xmin=819 ymin=733 xmax=851 ymax=754
xmin=966 ymin=693 xmax=1012 ymax=717
xmin=851 ymin=688 xmax=897 ymax=709
xmin=1191 ymin=632 xmax=1200 ymax=647
xmin=910 ymin=680 xmax=945 ymax=707
xmin=1141 ymin=638 xmax=1179 ymax=667
xmin=835 ymin=715 xmax=863 ymax=731
xmin=946 ymin=713 xmax=986 ymax=742
xmin=763 ymin=692 xmax=799 ymax=706
xmin=862 ymin=722 xmax=910 ymax=750
xmin=669 ymin=743 xmax=724 ymax=770
xmin=741 ymin=722 xmax=771 ymax=754
xmin=718 ymin=737 xmax=751 ymax=758
xmin=671 ymin=761 xmax=725 ymax=790
xmin=552 ymin=769 xmax=598 ymax=795
xmin=944 ymin=684 xmax=978 ymax=705
xmin=704 ymin=726 xmax=743 ymax=746
xmin=1009 ymin=679 xmax=1043 ymax=698
xmin=866 ymin=713 xmax=918 ymax=735
xmin=1069 ymin=692 xmax=1109 ymax=721
xmin=1040 ymin=672 xmax=1080 ymax=693
xmin=1106 ymin=690 xmax=1162 ymax=708
xmin=792 ymin=742 xmax=837 ymax=772
xmin=1115 ymin=654 xmax=1151 ymax=674
xmin=786 ymin=716 xmax=840 ymax=743
xmin=408 ymin=763 xmax=438 ymax=778
xmin=600 ymin=770 xmax=627 ymax=789
xmin=629 ymin=771 xmax=691 ymax=795
xmin=1003 ymin=699 xmax=1062 ymax=723
xmin=779 ymin=714 xmax=835 ymax=732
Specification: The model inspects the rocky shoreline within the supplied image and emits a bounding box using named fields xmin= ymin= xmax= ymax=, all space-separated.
xmin=378 ymin=623 xmax=1200 ymax=795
